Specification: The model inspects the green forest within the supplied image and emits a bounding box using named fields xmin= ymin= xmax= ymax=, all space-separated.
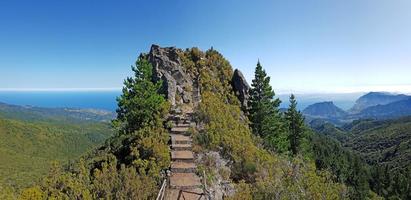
xmin=312 ymin=117 xmax=411 ymax=199
xmin=1 ymin=46 xmax=410 ymax=199
xmin=0 ymin=117 xmax=114 ymax=191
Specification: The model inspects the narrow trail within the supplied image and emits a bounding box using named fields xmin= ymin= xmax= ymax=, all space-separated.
xmin=164 ymin=109 xmax=207 ymax=200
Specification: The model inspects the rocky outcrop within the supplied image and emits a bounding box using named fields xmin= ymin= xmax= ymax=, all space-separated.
xmin=148 ymin=45 xmax=199 ymax=108
xmin=196 ymin=151 xmax=235 ymax=200
xmin=232 ymin=69 xmax=250 ymax=111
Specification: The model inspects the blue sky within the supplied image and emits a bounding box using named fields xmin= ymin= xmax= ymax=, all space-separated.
xmin=1 ymin=0 xmax=410 ymax=93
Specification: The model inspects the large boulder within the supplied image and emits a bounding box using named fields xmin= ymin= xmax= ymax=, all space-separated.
xmin=232 ymin=69 xmax=250 ymax=111
xmin=148 ymin=45 xmax=199 ymax=108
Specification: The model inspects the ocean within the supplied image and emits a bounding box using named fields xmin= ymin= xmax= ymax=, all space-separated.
xmin=0 ymin=91 xmax=122 ymax=112
xmin=0 ymin=91 xmax=361 ymax=112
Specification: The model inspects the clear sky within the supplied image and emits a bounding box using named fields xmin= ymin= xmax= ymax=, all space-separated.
xmin=1 ymin=0 xmax=410 ymax=93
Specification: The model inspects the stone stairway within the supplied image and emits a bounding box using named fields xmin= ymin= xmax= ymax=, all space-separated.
xmin=165 ymin=112 xmax=206 ymax=200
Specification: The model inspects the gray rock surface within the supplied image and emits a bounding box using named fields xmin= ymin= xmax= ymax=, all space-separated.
xmin=196 ymin=151 xmax=234 ymax=200
xmin=148 ymin=45 xmax=195 ymax=107
xmin=232 ymin=69 xmax=250 ymax=111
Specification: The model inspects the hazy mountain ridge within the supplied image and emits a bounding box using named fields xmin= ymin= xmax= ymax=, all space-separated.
xmin=349 ymin=92 xmax=410 ymax=113
xmin=303 ymin=101 xmax=348 ymax=118
xmin=303 ymin=92 xmax=411 ymax=124
xmin=352 ymin=98 xmax=411 ymax=119
xmin=0 ymin=102 xmax=115 ymax=123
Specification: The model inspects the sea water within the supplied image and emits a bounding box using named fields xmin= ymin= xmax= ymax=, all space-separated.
xmin=0 ymin=91 xmax=121 ymax=111
xmin=0 ymin=91 xmax=360 ymax=112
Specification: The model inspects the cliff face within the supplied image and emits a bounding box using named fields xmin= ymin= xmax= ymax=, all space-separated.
xmin=148 ymin=44 xmax=249 ymax=112
xmin=232 ymin=69 xmax=250 ymax=112
xmin=148 ymin=45 xmax=199 ymax=108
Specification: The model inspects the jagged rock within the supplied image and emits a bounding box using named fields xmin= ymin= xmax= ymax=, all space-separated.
xmin=196 ymin=151 xmax=235 ymax=200
xmin=148 ymin=45 xmax=194 ymax=107
xmin=232 ymin=69 xmax=250 ymax=111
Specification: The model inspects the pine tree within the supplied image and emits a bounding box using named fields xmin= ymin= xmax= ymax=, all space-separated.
xmin=248 ymin=61 xmax=281 ymax=138
xmin=114 ymin=55 xmax=168 ymax=134
xmin=285 ymin=94 xmax=305 ymax=155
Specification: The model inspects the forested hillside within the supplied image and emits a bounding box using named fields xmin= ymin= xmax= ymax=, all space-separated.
xmin=0 ymin=102 xmax=115 ymax=123
xmin=343 ymin=117 xmax=411 ymax=168
xmin=312 ymin=117 xmax=411 ymax=199
xmin=0 ymin=116 xmax=114 ymax=190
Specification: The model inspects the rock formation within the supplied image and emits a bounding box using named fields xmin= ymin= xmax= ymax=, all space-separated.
xmin=232 ymin=69 xmax=250 ymax=111
xmin=148 ymin=45 xmax=201 ymax=109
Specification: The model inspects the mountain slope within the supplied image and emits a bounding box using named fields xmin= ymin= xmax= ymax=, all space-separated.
xmin=303 ymin=101 xmax=348 ymax=125
xmin=313 ymin=116 xmax=411 ymax=169
xmin=309 ymin=119 xmax=351 ymax=142
xmin=303 ymin=101 xmax=347 ymax=118
xmin=0 ymin=110 xmax=114 ymax=188
xmin=0 ymin=102 xmax=115 ymax=123
xmin=353 ymin=98 xmax=411 ymax=120
xmin=343 ymin=116 xmax=411 ymax=168
xmin=349 ymin=92 xmax=409 ymax=113
xmin=311 ymin=117 xmax=411 ymax=199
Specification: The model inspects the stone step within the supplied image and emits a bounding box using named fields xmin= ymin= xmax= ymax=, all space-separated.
xmin=169 ymin=173 xmax=202 ymax=190
xmin=169 ymin=114 xmax=191 ymax=120
xmin=171 ymin=162 xmax=196 ymax=173
xmin=171 ymin=126 xmax=190 ymax=133
xmin=171 ymin=134 xmax=191 ymax=144
xmin=165 ymin=188 xmax=206 ymax=200
xmin=171 ymin=150 xmax=194 ymax=162
xmin=174 ymin=123 xmax=192 ymax=128
xmin=171 ymin=143 xmax=192 ymax=151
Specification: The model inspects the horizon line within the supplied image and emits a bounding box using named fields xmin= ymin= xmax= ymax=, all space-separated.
xmin=0 ymin=87 xmax=122 ymax=92
xmin=0 ymin=84 xmax=410 ymax=94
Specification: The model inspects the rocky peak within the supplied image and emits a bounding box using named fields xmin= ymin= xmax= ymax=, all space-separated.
xmin=231 ymin=69 xmax=250 ymax=111
xmin=148 ymin=45 xmax=200 ymax=109
xmin=148 ymin=45 xmax=251 ymax=115
xmin=303 ymin=101 xmax=347 ymax=118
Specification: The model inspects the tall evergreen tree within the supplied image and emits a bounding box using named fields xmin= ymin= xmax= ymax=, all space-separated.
xmin=114 ymin=55 xmax=168 ymax=134
xmin=285 ymin=94 xmax=305 ymax=155
xmin=248 ymin=61 xmax=281 ymax=138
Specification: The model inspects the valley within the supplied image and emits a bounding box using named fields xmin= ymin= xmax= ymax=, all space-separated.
xmin=0 ymin=103 xmax=115 ymax=189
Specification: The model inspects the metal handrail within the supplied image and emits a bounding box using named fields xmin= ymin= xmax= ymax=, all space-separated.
xmin=156 ymin=179 xmax=167 ymax=200
xmin=177 ymin=190 xmax=206 ymax=200
xmin=203 ymin=170 xmax=212 ymax=200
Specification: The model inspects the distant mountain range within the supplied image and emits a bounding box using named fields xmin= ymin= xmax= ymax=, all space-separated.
xmin=0 ymin=102 xmax=116 ymax=123
xmin=349 ymin=92 xmax=410 ymax=113
xmin=303 ymin=92 xmax=411 ymax=125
